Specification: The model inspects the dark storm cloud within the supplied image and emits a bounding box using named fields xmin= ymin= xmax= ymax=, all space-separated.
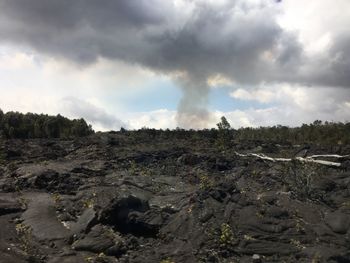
xmin=0 ymin=0 xmax=299 ymax=79
xmin=0 ymin=0 xmax=170 ymax=64
xmin=0 ymin=0 xmax=348 ymax=127
xmin=311 ymin=34 xmax=350 ymax=88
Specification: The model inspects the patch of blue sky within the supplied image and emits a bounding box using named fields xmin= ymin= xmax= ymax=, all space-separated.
xmin=104 ymin=80 xmax=276 ymax=113
xmin=107 ymin=79 xmax=182 ymax=112
xmin=208 ymin=87 xmax=275 ymax=111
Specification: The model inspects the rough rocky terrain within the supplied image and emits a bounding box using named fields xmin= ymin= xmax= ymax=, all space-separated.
xmin=0 ymin=132 xmax=350 ymax=263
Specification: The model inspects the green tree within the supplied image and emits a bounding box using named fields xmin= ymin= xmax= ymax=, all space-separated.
xmin=71 ymin=119 xmax=93 ymax=137
xmin=217 ymin=116 xmax=231 ymax=130
xmin=216 ymin=116 xmax=232 ymax=149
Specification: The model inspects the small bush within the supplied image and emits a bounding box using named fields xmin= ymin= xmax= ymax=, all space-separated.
xmin=219 ymin=223 xmax=235 ymax=246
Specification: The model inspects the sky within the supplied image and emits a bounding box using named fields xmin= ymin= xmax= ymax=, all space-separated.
xmin=0 ymin=0 xmax=349 ymax=130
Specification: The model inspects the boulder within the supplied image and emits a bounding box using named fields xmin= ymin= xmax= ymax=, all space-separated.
xmin=325 ymin=211 xmax=350 ymax=234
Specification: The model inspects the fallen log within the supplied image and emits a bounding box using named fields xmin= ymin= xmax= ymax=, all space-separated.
xmin=306 ymin=154 xmax=349 ymax=159
xmin=234 ymin=152 xmax=346 ymax=167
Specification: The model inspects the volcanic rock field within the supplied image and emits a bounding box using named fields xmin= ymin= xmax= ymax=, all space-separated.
xmin=0 ymin=132 xmax=350 ymax=262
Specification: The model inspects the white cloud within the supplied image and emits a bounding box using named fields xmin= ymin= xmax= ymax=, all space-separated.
xmin=0 ymin=47 xmax=161 ymax=94
xmin=126 ymin=109 xmax=177 ymax=130
xmin=60 ymin=97 xmax=126 ymax=131
xmin=0 ymin=51 xmax=36 ymax=70
xmin=230 ymin=88 xmax=276 ymax=104
xmin=123 ymin=99 xmax=350 ymax=130
xmin=0 ymin=92 xmax=59 ymax=115
xmin=229 ymin=84 xmax=350 ymax=127
xmin=231 ymin=84 xmax=345 ymax=109
xmin=0 ymin=47 xmax=169 ymax=115
xmin=207 ymin=74 xmax=234 ymax=88
xmin=278 ymin=0 xmax=350 ymax=55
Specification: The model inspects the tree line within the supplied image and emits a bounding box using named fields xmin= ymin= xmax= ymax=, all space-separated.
xmin=1 ymin=109 xmax=349 ymax=145
xmin=234 ymin=120 xmax=350 ymax=145
xmin=120 ymin=117 xmax=350 ymax=146
xmin=0 ymin=109 xmax=94 ymax=139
